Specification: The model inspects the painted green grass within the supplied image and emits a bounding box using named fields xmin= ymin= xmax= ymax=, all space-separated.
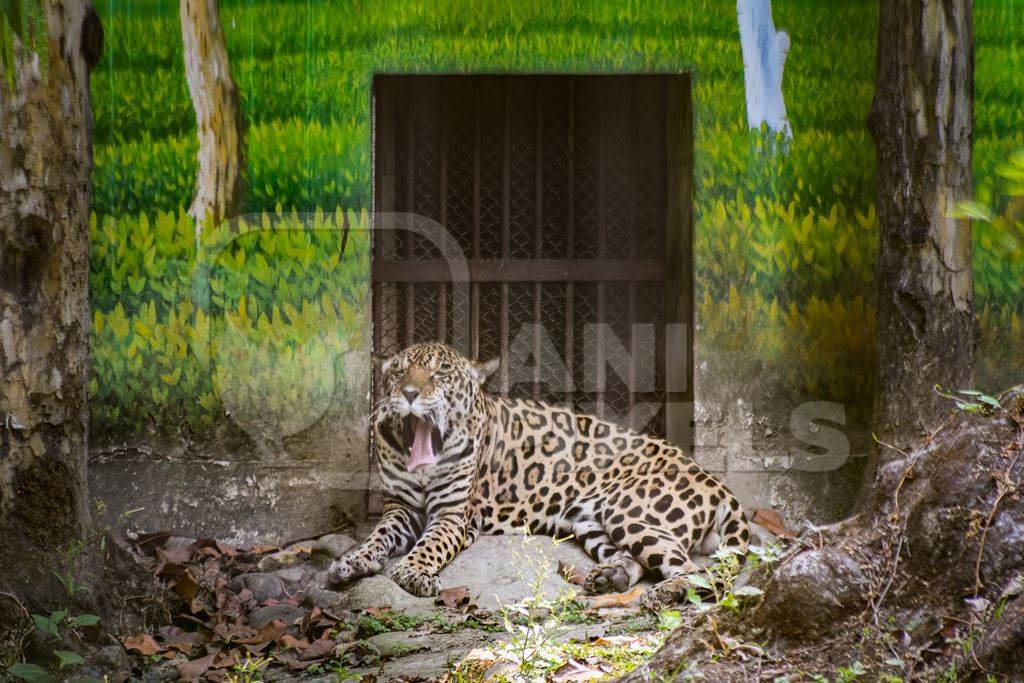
xmin=86 ymin=0 xmax=1024 ymax=432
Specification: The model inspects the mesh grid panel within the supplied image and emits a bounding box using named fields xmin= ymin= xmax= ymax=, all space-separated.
xmin=373 ymin=75 xmax=680 ymax=437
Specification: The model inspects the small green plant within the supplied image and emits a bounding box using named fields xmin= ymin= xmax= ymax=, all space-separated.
xmin=494 ymin=534 xmax=579 ymax=682
xmin=327 ymin=660 xmax=362 ymax=681
xmin=835 ymin=661 xmax=868 ymax=682
xmin=934 ymin=386 xmax=1002 ymax=413
xmin=7 ymin=610 xmax=99 ymax=682
xmin=684 ymin=548 xmax=764 ymax=613
xmin=656 ymin=609 xmax=683 ymax=631
xmin=225 ymin=653 xmax=270 ymax=683
xmin=746 ymin=542 xmax=785 ymax=568
xmin=354 ymin=609 xmax=422 ymax=638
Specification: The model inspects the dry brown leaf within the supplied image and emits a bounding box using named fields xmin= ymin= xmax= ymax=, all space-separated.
xmin=278 ymin=634 xmax=310 ymax=651
xmin=172 ymin=571 xmax=200 ymax=607
xmin=287 ymin=658 xmax=320 ymax=671
xmin=213 ymin=622 xmax=257 ymax=645
xmin=211 ymin=649 xmax=240 ymax=669
xmin=248 ymin=544 xmax=281 ymax=554
xmin=752 ymin=508 xmax=796 ymax=538
xmin=299 ymin=606 xmax=323 ymax=635
xmin=215 ymin=541 xmax=238 ymax=557
xmin=299 ymin=637 xmax=338 ymax=661
xmin=463 ymin=648 xmax=498 ymax=662
xmin=122 ymin=633 xmax=161 ymax=656
xmin=133 ymin=530 xmax=173 ymax=553
xmin=586 ymin=585 xmax=645 ymax=608
xmin=593 ymin=635 xmax=643 ymax=647
xmin=158 ymin=626 xmax=198 ymax=655
xmin=153 ymin=546 xmax=191 ymax=576
xmin=177 ymin=653 xmax=216 ymax=682
xmin=551 ymin=659 xmax=608 ymax=681
xmin=237 ymin=620 xmax=288 ymax=646
xmin=558 ymin=560 xmax=586 ymax=586
xmin=436 ymin=585 xmax=471 ymax=609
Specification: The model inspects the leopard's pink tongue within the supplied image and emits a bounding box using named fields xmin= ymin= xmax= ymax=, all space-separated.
xmin=408 ymin=418 xmax=437 ymax=472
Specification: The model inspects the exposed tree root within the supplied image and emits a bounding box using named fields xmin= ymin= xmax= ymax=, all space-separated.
xmin=629 ymin=391 xmax=1024 ymax=681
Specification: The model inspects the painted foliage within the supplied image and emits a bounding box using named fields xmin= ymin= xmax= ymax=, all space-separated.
xmin=88 ymin=0 xmax=1022 ymax=457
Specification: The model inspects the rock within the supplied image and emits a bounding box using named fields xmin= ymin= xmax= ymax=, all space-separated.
xmin=273 ymin=566 xmax=308 ymax=584
xmin=305 ymin=587 xmax=350 ymax=611
xmin=365 ymin=630 xmax=437 ymax=657
xmin=379 ymin=649 xmax=460 ymax=680
xmin=749 ymin=522 xmax=780 ymax=547
xmin=67 ymin=667 xmax=108 ymax=683
xmin=981 ymin=507 xmax=1024 ymax=591
xmin=559 ymin=623 xmax=608 ymax=643
xmin=367 ymin=631 xmax=505 ymax=680
xmin=973 ymin=589 xmax=1024 ymax=677
xmin=258 ymin=549 xmax=306 ymax=572
xmin=92 ymin=644 xmax=131 ymax=676
xmin=273 ymin=564 xmax=327 ymax=591
xmin=229 ymin=572 xmax=286 ymax=602
xmin=311 ymin=533 xmax=357 ymax=559
xmin=758 ymin=548 xmax=868 ymax=637
xmin=165 ymin=536 xmax=195 ymax=551
xmin=248 ymin=604 xmax=306 ymax=629
xmin=483 ymin=660 xmax=517 ymax=680
xmin=264 ymin=671 xmax=338 ymax=683
xmin=139 ymin=656 xmax=187 ymax=683
xmin=337 ymin=574 xmax=436 ymax=611
xmin=434 ymin=535 xmax=593 ymax=610
xmin=322 ymin=535 xmax=596 ymax=611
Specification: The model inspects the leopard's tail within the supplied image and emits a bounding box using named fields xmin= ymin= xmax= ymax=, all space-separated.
xmin=701 ymin=495 xmax=749 ymax=556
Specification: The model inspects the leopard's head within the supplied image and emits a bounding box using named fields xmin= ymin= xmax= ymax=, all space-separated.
xmin=374 ymin=342 xmax=498 ymax=472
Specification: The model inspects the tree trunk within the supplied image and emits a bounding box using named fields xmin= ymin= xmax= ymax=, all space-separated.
xmin=737 ymin=0 xmax=792 ymax=139
xmin=0 ymin=0 xmax=101 ymax=606
xmin=868 ymin=0 xmax=975 ymax=457
xmin=180 ymin=0 xmax=245 ymax=236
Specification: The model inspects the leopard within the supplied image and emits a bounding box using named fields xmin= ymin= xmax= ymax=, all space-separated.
xmin=327 ymin=342 xmax=749 ymax=609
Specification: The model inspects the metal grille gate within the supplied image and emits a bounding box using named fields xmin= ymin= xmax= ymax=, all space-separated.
xmin=371 ymin=75 xmax=693 ymax=493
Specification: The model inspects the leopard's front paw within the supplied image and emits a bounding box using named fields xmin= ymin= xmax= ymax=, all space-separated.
xmin=327 ymin=553 xmax=381 ymax=587
xmin=388 ymin=561 xmax=440 ymax=597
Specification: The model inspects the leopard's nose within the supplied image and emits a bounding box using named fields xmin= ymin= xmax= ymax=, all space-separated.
xmin=402 ymin=387 xmax=420 ymax=404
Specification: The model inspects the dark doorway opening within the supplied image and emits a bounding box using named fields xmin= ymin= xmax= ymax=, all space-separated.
xmin=371 ymin=74 xmax=693 ymax=463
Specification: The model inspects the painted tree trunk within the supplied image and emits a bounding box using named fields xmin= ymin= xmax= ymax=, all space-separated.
xmin=737 ymin=0 xmax=791 ymax=138
xmin=0 ymin=0 xmax=101 ymax=605
xmin=180 ymin=0 xmax=245 ymax=236
xmin=869 ymin=0 xmax=974 ymax=456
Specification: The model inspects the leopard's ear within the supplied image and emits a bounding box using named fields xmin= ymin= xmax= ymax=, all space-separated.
xmin=372 ymin=352 xmax=394 ymax=373
xmin=470 ymin=357 xmax=500 ymax=385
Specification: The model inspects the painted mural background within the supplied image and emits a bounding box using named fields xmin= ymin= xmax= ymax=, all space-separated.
xmin=87 ymin=0 xmax=1024 ymax=539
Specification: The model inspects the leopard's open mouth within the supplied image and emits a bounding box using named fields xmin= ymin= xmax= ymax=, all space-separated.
xmin=402 ymin=414 xmax=443 ymax=473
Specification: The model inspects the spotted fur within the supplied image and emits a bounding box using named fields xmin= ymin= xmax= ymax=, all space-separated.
xmin=328 ymin=342 xmax=749 ymax=608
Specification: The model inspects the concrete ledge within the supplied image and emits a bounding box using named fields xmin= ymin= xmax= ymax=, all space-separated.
xmin=89 ymin=459 xmax=370 ymax=546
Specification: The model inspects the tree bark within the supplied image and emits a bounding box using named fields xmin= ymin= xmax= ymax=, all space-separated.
xmin=868 ymin=0 xmax=975 ymax=457
xmin=0 ymin=0 xmax=101 ymax=605
xmin=180 ymin=0 xmax=245 ymax=236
